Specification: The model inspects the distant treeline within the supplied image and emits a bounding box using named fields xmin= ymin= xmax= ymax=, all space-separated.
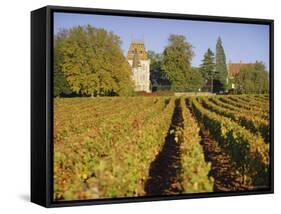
xmin=149 ymin=37 xmax=269 ymax=94
xmin=54 ymin=25 xmax=269 ymax=97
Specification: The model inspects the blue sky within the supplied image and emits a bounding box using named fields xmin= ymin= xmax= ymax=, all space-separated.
xmin=54 ymin=12 xmax=270 ymax=69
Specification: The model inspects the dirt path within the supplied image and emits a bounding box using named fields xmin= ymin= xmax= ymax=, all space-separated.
xmin=186 ymin=99 xmax=250 ymax=192
xmin=199 ymin=126 xmax=250 ymax=191
xmin=145 ymin=99 xmax=184 ymax=196
xmin=145 ymin=98 xmax=250 ymax=196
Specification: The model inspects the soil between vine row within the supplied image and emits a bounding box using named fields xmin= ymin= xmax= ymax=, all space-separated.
xmin=145 ymin=98 xmax=250 ymax=196
xmin=185 ymin=98 xmax=250 ymax=192
xmin=145 ymin=99 xmax=184 ymax=196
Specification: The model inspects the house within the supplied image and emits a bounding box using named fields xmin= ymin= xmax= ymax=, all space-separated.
xmin=228 ymin=61 xmax=256 ymax=89
xmin=228 ymin=61 xmax=256 ymax=78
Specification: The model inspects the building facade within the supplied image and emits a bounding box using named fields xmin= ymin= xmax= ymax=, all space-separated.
xmin=127 ymin=41 xmax=150 ymax=92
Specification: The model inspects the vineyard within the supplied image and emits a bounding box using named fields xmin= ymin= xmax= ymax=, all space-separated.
xmin=53 ymin=94 xmax=270 ymax=201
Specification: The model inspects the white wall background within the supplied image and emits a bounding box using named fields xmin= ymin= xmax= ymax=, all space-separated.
xmin=0 ymin=0 xmax=279 ymax=212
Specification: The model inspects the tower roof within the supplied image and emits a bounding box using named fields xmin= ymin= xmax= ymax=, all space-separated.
xmin=127 ymin=41 xmax=148 ymax=61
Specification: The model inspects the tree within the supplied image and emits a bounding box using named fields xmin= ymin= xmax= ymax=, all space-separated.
xmin=54 ymin=30 xmax=72 ymax=97
xmin=148 ymin=51 xmax=162 ymax=72
xmin=54 ymin=71 xmax=72 ymax=97
xmin=215 ymin=37 xmax=228 ymax=92
xmin=188 ymin=67 xmax=204 ymax=92
xmin=199 ymin=48 xmax=215 ymax=92
xmin=57 ymin=25 xmax=134 ymax=97
xmin=234 ymin=61 xmax=269 ymax=94
xmin=148 ymin=51 xmax=170 ymax=90
xmin=162 ymin=34 xmax=197 ymax=91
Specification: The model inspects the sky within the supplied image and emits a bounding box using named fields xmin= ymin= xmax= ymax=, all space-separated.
xmin=54 ymin=12 xmax=270 ymax=69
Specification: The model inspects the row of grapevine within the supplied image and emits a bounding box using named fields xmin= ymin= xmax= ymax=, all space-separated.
xmin=54 ymin=94 xmax=270 ymax=200
xmin=209 ymin=97 xmax=268 ymax=120
xmin=179 ymin=98 xmax=214 ymax=193
xmin=188 ymin=97 xmax=269 ymax=188
xmin=54 ymin=97 xmax=159 ymax=200
xmin=54 ymin=97 xmax=148 ymax=141
xmin=199 ymin=97 xmax=269 ymax=143
xmin=250 ymin=94 xmax=269 ymax=103
xmin=231 ymin=95 xmax=269 ymax=106
xmin=223 ymin=96 xmax=269 ymax=112
xmin=54 ymin=97 xmax=175 ymax=200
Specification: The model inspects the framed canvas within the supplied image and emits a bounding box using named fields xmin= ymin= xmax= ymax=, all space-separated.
xmin=31 ymin=5 xmax=274 ymax=207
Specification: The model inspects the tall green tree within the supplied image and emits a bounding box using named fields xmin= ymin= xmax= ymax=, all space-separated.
xmin=199 ymin=48 xmax=215 ymax=92
xmin=148 ymin=51 xmax=162 ymax=72
xmin=148 ymin=51 xmax=170 ymax=90
xmin=54 ymin=30 xmax=72 ymax=97
xmin=215 ymin=37 xmax=228 ymax=91
xmin=162 ymin=34 xmax=200 ymax=91
xmin=234 ymin=61 xmax=269 ymax=94
xmin=58 ymin=25 xmax=134 ymax=97
xmin=189 ymin=67 xmax=204 ymax=92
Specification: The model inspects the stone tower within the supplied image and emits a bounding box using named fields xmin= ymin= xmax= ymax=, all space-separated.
xmin=127 ymin=41 xmax=150 ymax=92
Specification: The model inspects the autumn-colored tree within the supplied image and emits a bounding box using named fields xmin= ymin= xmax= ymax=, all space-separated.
xmin=54 ymin=30 xmax=72 ymax=97
xmin=57 ymin=25 xmax=134 ymax=97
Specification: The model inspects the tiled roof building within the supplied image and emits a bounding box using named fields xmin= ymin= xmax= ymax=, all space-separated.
xmin=228 ymin=61 xmax=255 ymax=78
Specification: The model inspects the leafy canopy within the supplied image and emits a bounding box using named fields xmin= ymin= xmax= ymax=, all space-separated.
xmin=148 ymin=51 xmax=170 ymax=88
xmin=56 ymin=25 xmax=134 ymax=97
xmin=234 ymin=61 xmax=269 ymax=94
xmin=54 ymin=30 xmax=72 ymax=97
xmin=162 ymin=34 xmax=203 ymax=92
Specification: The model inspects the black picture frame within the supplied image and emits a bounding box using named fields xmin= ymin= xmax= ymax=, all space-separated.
xmin=31 ymin=5 xmax=274 ymax=208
